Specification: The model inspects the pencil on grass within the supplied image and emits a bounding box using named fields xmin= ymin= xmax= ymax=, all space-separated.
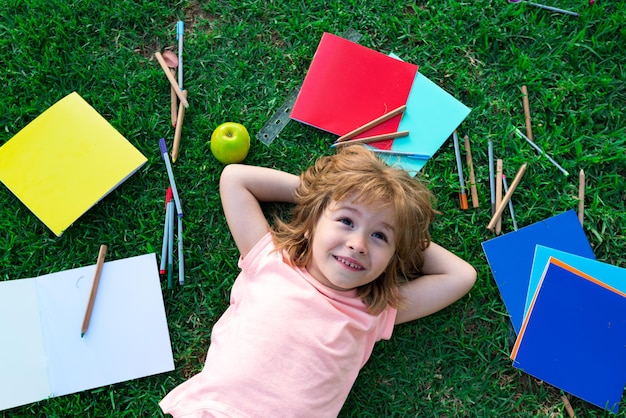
xmin=464 ymin=135 xmax=479 ymax=208
xmin=495 ymin=159 xmax=503 ymax=234
xmin=521 ymin=85 xmax=533 ymax=142
xmin=488 ymin=163 xmax=527 ymax=230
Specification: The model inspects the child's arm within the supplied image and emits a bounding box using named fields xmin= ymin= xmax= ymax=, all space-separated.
xmin=219 ymin=164 xmax=300 ymax=258
xmin=395 ymin=243 xmax=476 ymax=324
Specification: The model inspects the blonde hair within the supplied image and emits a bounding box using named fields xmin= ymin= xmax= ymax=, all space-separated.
xmin=272 ymin=145 xmax=436 ymax=314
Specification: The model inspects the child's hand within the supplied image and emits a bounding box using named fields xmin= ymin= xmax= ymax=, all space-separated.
xmin=395 ymin=243 xmax=476 ymax=324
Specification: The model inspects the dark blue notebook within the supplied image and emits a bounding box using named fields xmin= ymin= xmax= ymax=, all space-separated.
xmin=511 ymin=259 xmax=626 ymax=413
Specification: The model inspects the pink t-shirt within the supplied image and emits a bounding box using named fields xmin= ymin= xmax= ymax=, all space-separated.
xmin=160 ymin=233 xmax=397 ymax=417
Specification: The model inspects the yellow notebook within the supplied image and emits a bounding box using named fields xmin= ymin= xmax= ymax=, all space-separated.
xmin=0 ymin=92 xmax=147 ymax=236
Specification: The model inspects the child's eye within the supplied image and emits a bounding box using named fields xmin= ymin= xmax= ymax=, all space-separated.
xmin=372 ymin=232 xmax=388 ymax=242
xmin=339 ymin=217 xmax=353 ymax=227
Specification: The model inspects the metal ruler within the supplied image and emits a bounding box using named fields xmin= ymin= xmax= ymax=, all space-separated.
xmin=257 ymin=28 xmax=362 ymax=145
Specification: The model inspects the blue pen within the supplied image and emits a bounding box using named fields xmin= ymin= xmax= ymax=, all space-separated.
xmin=159 ymin=138 xmax=183 ymax=217
xmin=176 ymin=21 xmax=184 ymax=90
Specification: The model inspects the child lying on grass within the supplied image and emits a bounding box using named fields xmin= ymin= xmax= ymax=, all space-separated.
xmin=160 ymin=145 xmax=476 ymax=417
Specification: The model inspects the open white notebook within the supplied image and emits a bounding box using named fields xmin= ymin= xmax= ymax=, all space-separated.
xmin=0 ymin=253 xmax=174 ymax=411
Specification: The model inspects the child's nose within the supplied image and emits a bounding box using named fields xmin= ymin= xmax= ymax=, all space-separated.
xmin=347 ymin=233 xmax=367 ymax=254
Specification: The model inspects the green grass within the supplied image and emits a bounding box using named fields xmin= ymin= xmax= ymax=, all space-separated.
xmin=1 ymin=0 xmax=625 ymax=416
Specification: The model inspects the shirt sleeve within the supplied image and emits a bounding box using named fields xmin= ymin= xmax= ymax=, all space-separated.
xmin=238 ymin=232 xmax=273 ymax=272
xmin=378 ymin=305 xmax=398 ymax=341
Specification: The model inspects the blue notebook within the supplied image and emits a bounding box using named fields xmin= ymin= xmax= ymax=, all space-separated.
xmin=511 ymin=257 xmax=626 ymax=413
xmin=481 ymin=210 xmax=595 ymax=333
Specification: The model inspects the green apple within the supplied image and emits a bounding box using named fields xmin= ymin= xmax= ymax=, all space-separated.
xmin=210 ymin=122 xmax=251 ymax=164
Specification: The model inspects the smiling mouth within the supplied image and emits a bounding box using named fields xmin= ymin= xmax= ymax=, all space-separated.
xmin=334 ymin=256 xmax=365 ymax=270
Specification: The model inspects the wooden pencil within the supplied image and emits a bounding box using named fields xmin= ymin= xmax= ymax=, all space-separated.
xmin=488 ymin=163 xmax=527 ymax=230
xmin=464 ymin=135 xmax=479 ymax=208
xmin=561 ymin=395 xmax=576 ymax=418
xmin=81 ymin=244 xmax=108 ymax=337
xmin=521 ymin=85 xmax=533 ymax=142
xmin=172 ymin=89 xmax=188 ymax=163
xmin=332 ymin=130 xmax=409 ymax=147
xmin=335 ymin=105 xmax=406 ymax=143
xmin=170 ymin=69 xmax=178 ymax=127
xmin=154 ymin=52 xmax=189 ymax=108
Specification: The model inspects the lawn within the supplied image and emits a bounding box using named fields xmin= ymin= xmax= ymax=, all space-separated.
xmin=1 ymin=0 xmax=625 ymax=416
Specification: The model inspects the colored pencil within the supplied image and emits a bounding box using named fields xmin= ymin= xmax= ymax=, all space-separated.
xmin=335 ymin=105 xmax=406 ymax=143
xmin=159 ymin=138 xmax=183 ymax=217
xmin=464 ymin=135 xmax=479 ymax=208
xmin=170 ymin=69 xmax=177 ymax=127
xmin=154 ymin=52 xmax=189 ymax=108
xmin=167 ymin=198 xmax=175 ymax=289
xmin=488 ymin=163 xmax=527 ymax=230
xmin=495 ymin=159 xmax=503 ymax=234
xmin=177 ymin=211 xmax=185 ymax=286
xmin=488 ymin=138 xmax=495 ymax=215
xmin=369 ymin=149 xmax=429 ymax=159
xmin=172 ymin=89 xmax=187 ymax=162
xmin=578 ymin=169 xmax=585 ymax=226
xmin=521 ymin=85 xmax=533 ymax=141
xmin=453 ymin=131 xmax=468 ymax=209
xmin=159 ymin=188 xmax=172 ymax=275
xmin=502 ymin=174 xmax=518 ymax=231
xmin=81 ymin=244 xmax=108 ymax=337
xmin=514 ymin=128 xmax=569 ymax=176
xmin=332 ymin=130 xmax=409 ymax=147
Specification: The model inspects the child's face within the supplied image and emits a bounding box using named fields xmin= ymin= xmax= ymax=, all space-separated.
xmin=306 ymin=196 xmax=396 ymax=292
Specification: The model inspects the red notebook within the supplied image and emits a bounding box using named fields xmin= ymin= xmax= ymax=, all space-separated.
xmin=291 ymin=33 xmax=418 ymax=149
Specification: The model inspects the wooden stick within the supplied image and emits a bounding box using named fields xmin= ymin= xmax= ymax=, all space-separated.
xmin=521 ymin=85 xmax=533 ymax=142
xmin=487 ymin=163 xmax=527 ymax=230
xmin=335 ymin=105 xmax=406 ymax=143
xmin=561 ymin=395 xmax=576 ymax=418
xmin=172 ymin=90 xmax=188 ymax=163
xmin=495 ymin=159 xmax=503 ymax=234
xmin=464 ymin=135 xmax=479 ymax=208
xmin=171 ymin=69 xmax=178 ymax=127
xmin=154 ymin=52 xmax=189 ymax=108
xmin=578 ymin=169 xmax=585 ymax=226
xmin=81 ymin=244 xmax=108 ymax=337
xmin=333 ymin=130 xmax=409 ymax=147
